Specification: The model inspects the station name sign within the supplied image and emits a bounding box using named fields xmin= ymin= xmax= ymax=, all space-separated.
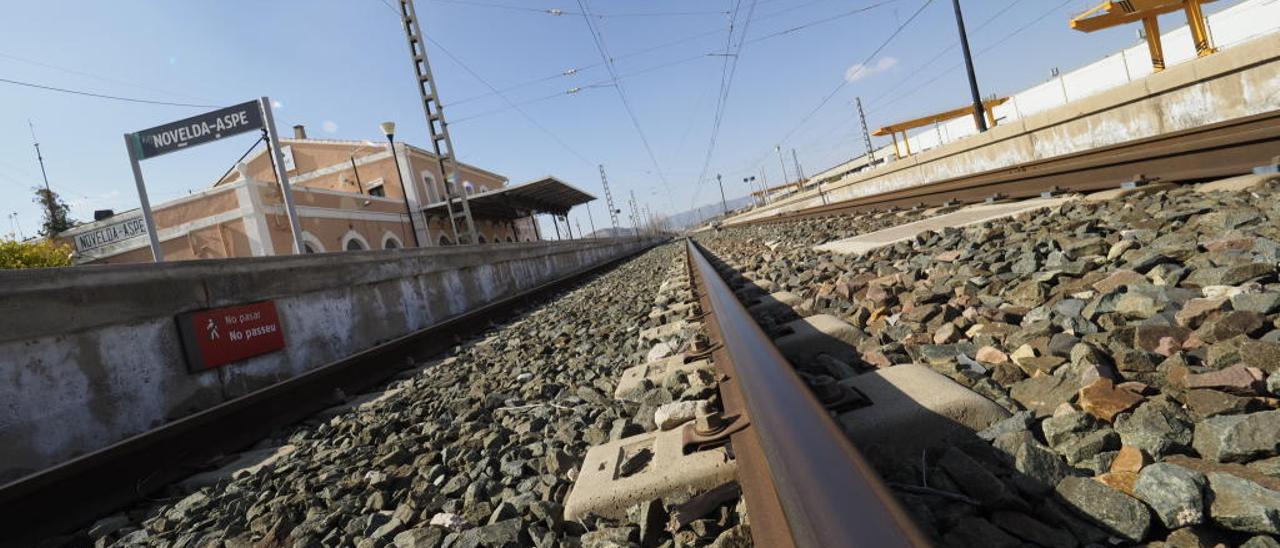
xmin=130 ymin=100 xmax=264 ymax=160
xmin=73 ymin=215 xmax=147 ymax=253
xmin=176 ymin=300 xmax=286 ymax=372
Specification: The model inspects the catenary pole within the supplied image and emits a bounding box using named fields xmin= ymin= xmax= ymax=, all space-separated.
xmin=952 ymin=0 xmax=988 ymax=132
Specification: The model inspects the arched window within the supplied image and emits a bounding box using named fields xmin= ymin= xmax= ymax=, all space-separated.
xmin=438 ymin=235 xmax=453 ymax=246
xmin=506 ymin=236 xmax=514 ymax=243
xmin=382 ymin=232 xmax=403 ymax=250
xmin=463 ymin=181 xmax=475 ymax=195
xmin=301 ymin=232 xmax=326 ymax=254
xmin=341 ymin=230 xmax=370 ymax=251
xmin=477 ymin=234 xmax=487 ymax=244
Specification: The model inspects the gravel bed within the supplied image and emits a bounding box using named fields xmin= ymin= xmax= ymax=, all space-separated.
xmin=697 ymin=183 xmax=1280 ymax=547
xmin=67 ymin=243 xmax=749 ymax=548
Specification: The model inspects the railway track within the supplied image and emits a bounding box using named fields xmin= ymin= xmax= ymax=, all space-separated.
xmin=736 ymin=109 xmax=1280 ymax=225
xmin=698 ymin=177 xmax=1280 ymax=546
xmin=5 ymin=236 xmax=931 ymax=547
xmin=8 ymin=167 xmax=1277 ymax=546
xmin=681 ymin=239 xmax=927 ymax=547
xmin=0 ymin=243 xmax=658 ymax=547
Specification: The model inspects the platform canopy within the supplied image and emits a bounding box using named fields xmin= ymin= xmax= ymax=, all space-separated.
xmin=422 ymin=176 xmax=595 ymax=219
xmin=1068 ymin=0 xmax=1218 ymax=33
xmin=1068 ymin=0 xmax=1218 ymax=72
xmin=872 ymin=97 xmax=1010 ymax=137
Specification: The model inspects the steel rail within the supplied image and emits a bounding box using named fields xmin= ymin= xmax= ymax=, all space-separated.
xmin=684 ymin=239 xmax=928 ymax=547
xmin=738 ymin=109 xmax=1280 ymax=225
xmin=0 ymin=239 xmax=660 ymax=547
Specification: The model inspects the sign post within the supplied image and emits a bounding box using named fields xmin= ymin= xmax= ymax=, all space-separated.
xmin=124 ymin=134 xmax=164 ymax=262
xmin=123 ymin=98 xmax=304 ymax=261
xmin=259 ymin=97 xmax=304 ymax=254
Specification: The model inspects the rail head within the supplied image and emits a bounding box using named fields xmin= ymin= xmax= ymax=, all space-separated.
xmin=684 ymin=238 xmax=928 ymax=548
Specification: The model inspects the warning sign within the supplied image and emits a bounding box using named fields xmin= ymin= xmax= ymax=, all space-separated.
xmin=176 ymin=301 xmax=285 ymax=371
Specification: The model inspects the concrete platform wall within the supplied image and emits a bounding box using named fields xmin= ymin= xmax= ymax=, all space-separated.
xmin=732 ymin=29 xmax=1280 ymax=223
xmin=0 ymin=238 xmax=655 ymax=482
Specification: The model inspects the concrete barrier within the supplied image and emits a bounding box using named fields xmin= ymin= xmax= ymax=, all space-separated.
xmin=731 ymin=31 xmax=1280 ymax=223
xmin=0 ymin=238 xmax=656 ymax=482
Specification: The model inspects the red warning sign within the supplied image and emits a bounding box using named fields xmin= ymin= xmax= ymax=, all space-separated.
xmin=176 ymin=301 xmax=285 ymax=371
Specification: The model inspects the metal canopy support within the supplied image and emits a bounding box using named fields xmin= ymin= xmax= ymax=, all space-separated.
xmin=1070 ymin=0 xmax=1219 ymax=72
xmin=397 ymin=0 xmax=478 ymax=245
xmin=1143 ymin=16 xmax=1166 ymax=71
xmin=1184 ymin=0 xmax=1216 ymax=57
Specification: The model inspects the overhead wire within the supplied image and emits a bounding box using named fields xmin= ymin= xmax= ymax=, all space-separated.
xmin=867 ymin=0 xmax=1073 ymax=116
xmin=451 ymin=51 xmax=714 ymax=124
xmin=429 ymin=0 xmax=730 ymax=17
xmin=0 ymin=51 xmax=219 ymax=104
xmin=796 ymin=0 xmax=1070 ymax=183
xmin=451 ymin=0 xmax=899 ymax=124
xmin=574 ymin=0 xmax=675 ymax=211
xmin=427 ymin=35 xmax=597 ymax=166
xmin=863 ymin=0 xmax=1023 ymax=109
xmin=376 ymin=0 xmax=597 ymax=166
xmin=0 ymin=76 xmax=218 ymax=108
xmin=691 ymin=0 xmax=760 ymax=210
xmin=722 ymin=0 xmax=933 ymax=180
xmin=449 ymin=0 xmax=896 ymax=106
xmin=741 ymin=0 xmax=899 ymax=45
xmin=773 ymin=0 xmax=934 ymax=148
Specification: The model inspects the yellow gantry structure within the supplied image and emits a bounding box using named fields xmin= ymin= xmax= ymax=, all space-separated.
xmin=1069 ymin=0 xmax=1218 ymax=72
xmin=873 ymin=97 xmax=1009 ymax=159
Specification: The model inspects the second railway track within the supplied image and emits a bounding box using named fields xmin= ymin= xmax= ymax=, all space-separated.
xmin=737 ymin=109 xmax=1280 ymax=225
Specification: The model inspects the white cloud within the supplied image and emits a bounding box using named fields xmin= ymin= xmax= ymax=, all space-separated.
xmin=271 ymin=100 xmax=283 ymax=109
xmin=844 ymin=57 xmax=898 ymax=82
xmin=322 ymin=120 xmax=339 ymax=133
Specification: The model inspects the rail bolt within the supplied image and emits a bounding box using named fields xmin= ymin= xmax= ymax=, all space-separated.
xmin=694 ymin=404 xmax=725 ymax=435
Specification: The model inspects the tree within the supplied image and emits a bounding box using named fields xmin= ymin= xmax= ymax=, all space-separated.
xmin=0 ymin=239 xmax=73 ymax=269
xmin=32 ymin=186 xmax=73 ymax=237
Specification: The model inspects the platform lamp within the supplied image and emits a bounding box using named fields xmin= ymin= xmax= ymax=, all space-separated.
xmin=380 ymin=121 xmax=421 ymax=248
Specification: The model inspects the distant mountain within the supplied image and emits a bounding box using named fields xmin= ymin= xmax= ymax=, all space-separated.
xmin=584 ymin=227 xmax=642 ymax=238
xmin=665 ymin=196 xmax=754 ymax=230
xmin=579 ymin=196 xmax=756 ymax=236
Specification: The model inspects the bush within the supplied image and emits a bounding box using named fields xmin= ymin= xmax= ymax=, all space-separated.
xmin=0 ymin=239 xmax=74 ymax=269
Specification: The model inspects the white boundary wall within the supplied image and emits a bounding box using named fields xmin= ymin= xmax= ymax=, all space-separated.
xmin=900 ymin=0 xmax=1280 ymax=155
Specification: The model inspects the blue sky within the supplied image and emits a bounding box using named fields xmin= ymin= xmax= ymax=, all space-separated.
xmin=0 ymin=0 xmax=1240 ymax=239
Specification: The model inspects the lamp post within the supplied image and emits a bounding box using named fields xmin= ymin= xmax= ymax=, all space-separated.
xmin=381 ymin=121 xmax=421 ymax=247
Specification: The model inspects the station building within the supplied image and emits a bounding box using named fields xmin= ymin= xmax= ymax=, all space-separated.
xmin=59 ymin=125 xmax=591 ymax=264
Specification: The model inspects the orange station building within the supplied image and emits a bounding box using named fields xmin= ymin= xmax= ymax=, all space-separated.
xmin=59 ymin=126 xmax=589 ymax=264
